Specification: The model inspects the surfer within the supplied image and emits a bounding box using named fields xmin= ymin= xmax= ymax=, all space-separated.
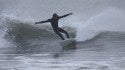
xmin=35 ymin=13 xmax=73 ymax=40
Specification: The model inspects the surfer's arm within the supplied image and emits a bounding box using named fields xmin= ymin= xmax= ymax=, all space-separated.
xmin=35 ymin=19 xmax=51 ymax=24
xmin=59 ymin=13 xmax=73 ymax=19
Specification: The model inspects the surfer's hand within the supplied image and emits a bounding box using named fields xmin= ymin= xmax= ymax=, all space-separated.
xmin=69 ymin=12 xmax=73 ymax=15
xmin=35 ymin=22 xmax=38 ymax=24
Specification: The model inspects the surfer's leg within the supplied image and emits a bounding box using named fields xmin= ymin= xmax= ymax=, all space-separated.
xmin=58 ymin=27 xmax=70 ymax=39
xmin=54 ymin=30 xmax=65 ymax=40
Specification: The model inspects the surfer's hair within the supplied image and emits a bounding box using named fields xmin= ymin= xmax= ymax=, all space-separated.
xmin=53 ymin=13 xmax=58 ymax=17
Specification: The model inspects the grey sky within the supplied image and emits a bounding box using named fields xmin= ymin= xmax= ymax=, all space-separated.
xmin=0 ymin=0 xmax=125 ymax=20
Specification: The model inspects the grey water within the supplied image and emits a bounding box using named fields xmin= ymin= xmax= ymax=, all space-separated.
xmin=0 ymin=0 xmax=125 ymax=70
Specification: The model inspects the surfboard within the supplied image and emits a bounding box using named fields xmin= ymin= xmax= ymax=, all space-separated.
xmin=59 ymin=38 xmax=76 ymax=47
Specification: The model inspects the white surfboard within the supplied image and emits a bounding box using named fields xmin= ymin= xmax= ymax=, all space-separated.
xmin=59 ymin=38 xmax=76 ymax=47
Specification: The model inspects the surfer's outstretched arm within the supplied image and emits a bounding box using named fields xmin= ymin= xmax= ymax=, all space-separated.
xmin=35 ymin=19 xmax=51 ymax=24
xmin=59 ymin=13 xmax=73 ymax=19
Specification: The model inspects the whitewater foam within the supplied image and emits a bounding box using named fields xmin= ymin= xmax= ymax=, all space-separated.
xmin=0 ymin=13 xmax=17 ymax=48
xmin=0 ymin=9 xmax=35 ymax=23
xmin=75 ymin=8 xmax=125 ymax=41
xmin=0 ymin=27 xmax=14 ymax=48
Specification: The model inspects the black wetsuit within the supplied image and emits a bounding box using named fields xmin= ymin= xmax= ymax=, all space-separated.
xmin=35 ymin=13 xmax=72 ymax=40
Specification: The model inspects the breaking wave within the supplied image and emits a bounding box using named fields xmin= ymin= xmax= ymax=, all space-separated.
xmin=0 ymin=7 xmax=125 ymax=48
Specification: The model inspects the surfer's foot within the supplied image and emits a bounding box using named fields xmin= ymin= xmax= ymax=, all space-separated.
xmin=67 ymin=36 xmax=70 ymax=39
xmin=61 ymin=37 xmax=65 ymax=40
xmin=62 ymin=38 xmax=65 ymax=40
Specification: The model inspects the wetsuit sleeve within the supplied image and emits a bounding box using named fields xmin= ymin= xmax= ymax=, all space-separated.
xmin=59 ymin=13 xmax=73 ymax=19
xmin=35 ymin=19 xmax=51 ymax=24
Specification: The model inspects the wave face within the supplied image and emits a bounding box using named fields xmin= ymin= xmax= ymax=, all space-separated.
xmin=0 ymin=14 xmax=76 ymax=48
xmin=0 ymin=0 xmax=125 ymax=47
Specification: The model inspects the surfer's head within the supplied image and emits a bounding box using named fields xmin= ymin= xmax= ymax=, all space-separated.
xmin=53 ymin=13 xmax=58 ymax=17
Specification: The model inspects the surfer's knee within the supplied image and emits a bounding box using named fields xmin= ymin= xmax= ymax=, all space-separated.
xmin=64 ymin=31 xmax=68 ymax=34
xmin=58 ymin=28 xmax=70 ymax=39
xmin=59 ymin=28 xmax=67 ymax=33
xmin=54 ymin=30 xmax=59 ymax=34
xmin=54 ymin=30 xmax=62 ymax=36
xmin=54 ymin=30 xmax=65 ymax=40
xmin=65 ymin=32 xmax=70 ymax=39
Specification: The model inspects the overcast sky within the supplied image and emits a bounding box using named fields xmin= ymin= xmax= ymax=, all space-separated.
xmin=0 ymin=0 xmax=125 ymax=20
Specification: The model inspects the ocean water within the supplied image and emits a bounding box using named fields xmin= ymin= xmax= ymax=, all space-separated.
xmin=0 ymin=0 xmax=125 ymax=70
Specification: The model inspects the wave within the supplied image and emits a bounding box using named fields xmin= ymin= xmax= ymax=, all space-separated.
xmin=1 ymin=7 xmax=125 ymax=48
xmin=86 ymin=31 xmax=125 ymax=42
xmin=75 ymin=8 xmax=125 ymax=42
xmin=1 ymin=15 xmax=125 ymax=51
xmin=5 ymin=21 xmax=54 ymax=41
xmin=0 ymin=15 xmax=76 ymax=47
xmin=77 ymin=31 xmax=125 ymax=50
